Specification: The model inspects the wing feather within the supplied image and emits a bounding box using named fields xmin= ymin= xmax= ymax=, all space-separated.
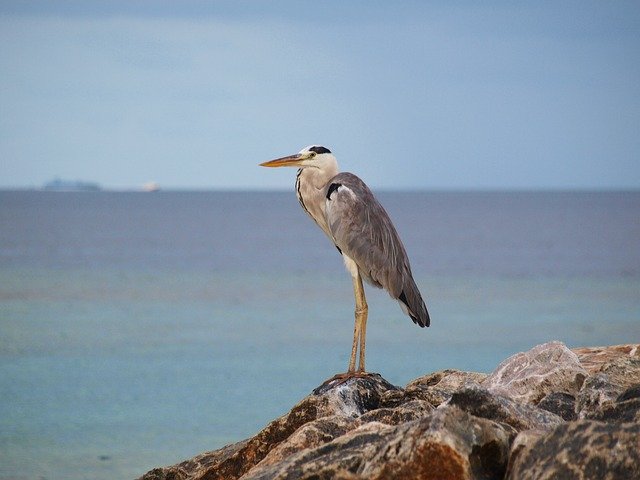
xmin=324 ymin=173 xmax=430 ymax=327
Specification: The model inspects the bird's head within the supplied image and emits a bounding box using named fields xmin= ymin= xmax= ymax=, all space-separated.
xmin=260 ymin=145 xmax=337 ymax=171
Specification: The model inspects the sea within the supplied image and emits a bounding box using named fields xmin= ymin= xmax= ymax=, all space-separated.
xmin=1 ymin=190 xmax=639 ymax=479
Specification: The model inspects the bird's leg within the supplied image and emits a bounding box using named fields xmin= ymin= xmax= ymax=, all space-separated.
xmin=354 ymin=272 xmax=368 ymax=372
xmin=347 ymin=289 xmax=361 ymax=373
xmin=322 ymin=273 xmax=368 ymax=387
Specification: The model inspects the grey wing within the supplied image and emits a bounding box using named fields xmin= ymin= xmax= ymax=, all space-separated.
xmin=324 ymin=172 xmax=430 ymax=327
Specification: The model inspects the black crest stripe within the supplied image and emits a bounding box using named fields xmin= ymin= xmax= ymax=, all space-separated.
xmin=310 ymin=146 xmax=331 ymax=154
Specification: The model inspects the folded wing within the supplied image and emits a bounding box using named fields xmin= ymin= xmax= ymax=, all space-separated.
xmin=324 ymin=172 xmax=430 ymax=327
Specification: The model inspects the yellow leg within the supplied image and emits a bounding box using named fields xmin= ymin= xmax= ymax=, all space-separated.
xmin=352 ymin=271 xmax=368 ymax=373
xmin=347 ymin=303 xmax=360 ymax=373
xmin=318 ymin=272 xmax=371 ymax=388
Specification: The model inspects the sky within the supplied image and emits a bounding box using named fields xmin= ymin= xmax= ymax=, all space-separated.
xmin=1 ymin=1 xmax=639 ymax=190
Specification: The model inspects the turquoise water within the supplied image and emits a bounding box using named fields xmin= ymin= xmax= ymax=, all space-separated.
xmin=1 ymin=191 xmax=639 ymax=479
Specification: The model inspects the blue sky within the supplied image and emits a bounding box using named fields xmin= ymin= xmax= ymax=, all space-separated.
xmin=1 ymin=1 xmax=639 ymax=190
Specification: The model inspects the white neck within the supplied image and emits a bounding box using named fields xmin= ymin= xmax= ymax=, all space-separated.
xmin=295 ymin=158 xmax=339 ymax=237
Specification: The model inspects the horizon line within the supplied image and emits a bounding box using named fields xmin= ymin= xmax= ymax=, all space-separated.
xmin=1 ymin=186 xmax=639 ymax=194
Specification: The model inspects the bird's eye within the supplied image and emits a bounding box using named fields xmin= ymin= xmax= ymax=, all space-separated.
xmin=309 ymin=152 xmax=317 ymax=158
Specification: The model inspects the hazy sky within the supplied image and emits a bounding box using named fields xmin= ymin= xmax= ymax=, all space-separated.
xmin=1 ymin=1 xmax=639 ymax=190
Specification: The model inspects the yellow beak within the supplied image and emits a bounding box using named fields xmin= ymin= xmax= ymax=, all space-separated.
xmin=259 ymin=153 xmax=306 ymax=168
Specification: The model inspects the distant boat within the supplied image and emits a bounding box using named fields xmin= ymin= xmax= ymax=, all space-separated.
xmin=43 ymin=178 xmax=101 ymax=191
xmin=142 ymin=182 xmax=160 ymax=192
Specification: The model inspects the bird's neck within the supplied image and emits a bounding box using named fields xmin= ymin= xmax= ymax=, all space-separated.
xmin=296 ymin=165 xmax=339 ymax=237
xmin=299 ymin=163 xmax=339 ymax=190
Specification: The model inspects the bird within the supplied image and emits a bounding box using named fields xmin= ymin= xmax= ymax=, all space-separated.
xmin=260 ymin=145 xmax=429 ymax=377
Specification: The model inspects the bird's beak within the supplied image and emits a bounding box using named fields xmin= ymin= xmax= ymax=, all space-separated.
xmin=259 ymin=153 xmax=307 ymax=168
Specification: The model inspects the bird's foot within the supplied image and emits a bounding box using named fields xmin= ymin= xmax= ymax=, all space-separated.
xmin=314 ymin=371 xmax=379 ymax=394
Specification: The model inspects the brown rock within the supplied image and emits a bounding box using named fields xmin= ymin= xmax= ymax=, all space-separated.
xmin=506 ymin=420 xmax=640 ymax=480
xmin=572 ymin=344 xmax=640 ymax=375
xmin=244 ymin=406 xmax=513 ymax=480
xmin=139 ymin=374 xmax=398 ymax=480
xmin=588 ymin=397 xmax=640 ymax=424
xmin=365 ymin=406 xmax=513 ymax=480
xmin=506 ymin=429 xmax=546 ymax=471
xmin=576 ymin=353 xmax=640 ymax=420
xmin=582 ymin=384 xmax=640 ymax=424
xmin=358 ymin=399 xmax=434 ymax=425
xmin=536 ymin=392 xmax=577 ymax=421
xmin=254 ymin=415 xmax=360 ymax=470
xmin=139 ymin=343 xmax=640 ymax=480
xmin=448 ymin=385 xmax=563 ymax=432
xmin=242 ymin=421 xmax=393 ymax=480
xmin=406 ymin=369 xmax=488 ymax=392
xmin=141 ymin=441 xmax=247 ymax=480
xmin=483 ymin=341 xmax=588 ymax=405
xmin=394 ymin=369 xmax=488 ymax=408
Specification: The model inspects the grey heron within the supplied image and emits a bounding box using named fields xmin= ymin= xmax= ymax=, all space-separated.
xmin=260 ymin=145 xmax=429 ymax=376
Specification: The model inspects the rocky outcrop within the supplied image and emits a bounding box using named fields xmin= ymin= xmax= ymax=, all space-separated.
xmin=483 ymin=341 xmax=588 ymax=404
xmin=139 ymin=342 xmax=640 ymax=480
xmin=506 ymin=420 xmax=640 ymax=480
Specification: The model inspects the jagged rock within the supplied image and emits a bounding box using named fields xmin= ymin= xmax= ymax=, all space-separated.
xmin=244 ymin=406 xmax=513 ymax=480
xmin=572 ymin=344 xmax=639 ymax=375
xmin=582 ymin=384 xmax=640 ymax=423
xmin=536 ymin=392 xmax=577 ymax=421
xmin=141 ymin=441 xmax=247 ymax=480
xmin=385 ymin=369 xmax=488 ymax=408
xmin=140 ymin=374 xmax=398 ymax=480
xmin=576 ymin=353 xmax=640 ymax=420
xmin=618 ymin=384 xmax=640 ymax=401
xmin=506 ymin=420 xmax=640 ymax=480
xmin=483 ymin=341 xmax=588 ymax=405
xmin=139 ymin=343 xmax=640 ymax=480
xmin=589 ymin=397 xmax=640 ymax=424
xmin=505 ymin=429 xmax=546 ymax=477
xmin=573 ymin=344 xmax=640 ymax=422
xmin=577 ymin=374 xmax=623 ymax=417
xmin=252 ymin=415 xmax=360 ymax=471
xmin=448 ymin=385 xmax=563 ymax=432
xmin=358 ymin=399 xmax=434 ymax=425
xmin=407 ymin=369 xmax=488 ymax=394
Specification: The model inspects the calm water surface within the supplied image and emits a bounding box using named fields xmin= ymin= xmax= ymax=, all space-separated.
xmin=1 ymin=190 xmax=639 ymax=479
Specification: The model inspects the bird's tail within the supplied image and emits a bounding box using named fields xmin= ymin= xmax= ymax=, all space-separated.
xmin=397 ymin=278 xmax=430 ymax=328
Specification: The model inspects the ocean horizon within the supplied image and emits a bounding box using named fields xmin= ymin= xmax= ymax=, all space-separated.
xmin=1 ymin=190 xmax=639 ymax=479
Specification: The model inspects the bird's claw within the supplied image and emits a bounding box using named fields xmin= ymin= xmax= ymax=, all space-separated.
xmin=313 ymin=371 xmax=379 ymax=394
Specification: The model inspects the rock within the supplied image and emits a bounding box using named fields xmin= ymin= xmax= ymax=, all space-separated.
xmin=483 ymin=341 xmax=588 ymax=405
xmin=572 ymin=344 xmax=640 ymax=375
xmin=589 ymin=398 xmax=640 ymax=424
xmin=311 ymin=372 xmax=399 ymax=398
xmin=141 ymin=440 xmax=248 ymax=480
xmin=244 ymin=406 xmax=513 ymax=480
xmin=252 ymin=414 xmax=360 ymax=471
xmin=140 ymin=374 xmax=398 ymax=480
xmin=536 ymin=392 xmax=577 ymax=421
xmin=448 ymin=385 xmax=563 ymax=432
xmin=139 ymin=343 xmax=640 ymax=480
xmin=576 ymin=353 xmax=640 ymax=419
xmin=506 ymin=420 xmax=640 ymax=480
xmin=583 ymin=384 xmax=640 ymax=424
xmin=358 ymin=399 xmax=434 ymax=425
xmin=406 ymin=369 xmax=488 ymax=394
xmin=506 ymin=429 xmax=546 ymax=469
xmin=387 ymin=369 xmax=488 ymax=408
xmin=618 ymin=384 xmax=640 ymax=401
xmin=577 ymin=374 xmax=623 ymax=417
